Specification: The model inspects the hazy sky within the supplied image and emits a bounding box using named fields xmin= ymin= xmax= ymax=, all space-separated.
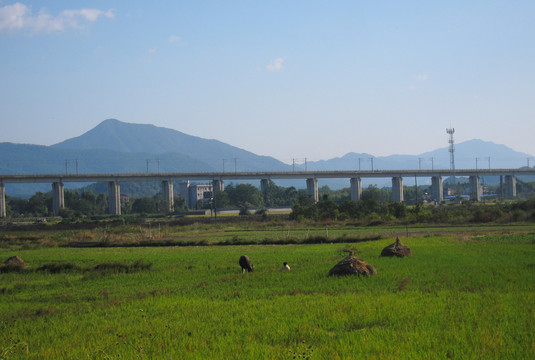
xmin=1 ymin=1 xmax=534 ymax=164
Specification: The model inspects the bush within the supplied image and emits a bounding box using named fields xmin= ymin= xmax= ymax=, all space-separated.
xmin=93 ymin=259 xmax=152 ymax=273
xmin=0 ymin=264 xmax=27 ymax=273
xmin=37 ymin=262 xmax=81 ymax=273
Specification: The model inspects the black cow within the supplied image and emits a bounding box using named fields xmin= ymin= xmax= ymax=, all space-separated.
xmin=239 ymin=255 xmax=254 ymax=273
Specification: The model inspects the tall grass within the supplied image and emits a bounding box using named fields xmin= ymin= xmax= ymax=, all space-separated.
xmin=2 ymin=221 xmax=535 ymax=249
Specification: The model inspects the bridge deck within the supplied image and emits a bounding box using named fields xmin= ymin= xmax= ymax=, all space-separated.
xmin=1 ymin=168 xmax=534 ymax=183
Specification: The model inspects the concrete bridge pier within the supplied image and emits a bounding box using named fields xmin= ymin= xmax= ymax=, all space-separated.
xmin=260 ymin=178 xmax=270 ymax=203
xmin=306 ymin=178 xmax=319 ymax=203
xmin=178 ymin=181 xmax=189 ymax=205
xmin=52 ymin=182 xmax=64 ymax=215
xmin=350 ymin=177 xmax=362 ymax=202
xmin=108 ymin=181 xmax=121 ymax=215
xmin=260 ymin=178 xmax=269 ymax=193
xmin=0 ymin=182 xmax=5 ymax=218
xmin=213 ymin=178 xmax=224 ymax=193
xmin=162 ymin=180 xmax=174 ymax=212
xmin=212 ymin=179 xmax=224 ymax=211
xmin=431 ymin=176 xmax=443 ymax=203
xmin=392 ymin=176 xmax=404 ymax=203
xmin=505 ymin=175 xmax=517 ymax=199
xmin=469 ymin=176 xmax=481 ymax=201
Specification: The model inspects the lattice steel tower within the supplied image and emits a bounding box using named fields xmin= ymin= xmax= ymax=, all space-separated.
xmin=446 ymin=127 xmax=456 ymax=185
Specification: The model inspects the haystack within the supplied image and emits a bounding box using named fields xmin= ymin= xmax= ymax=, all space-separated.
xmin=3 ymin=255 xmax=26 ymax=267
xmin=328 ymin=255 xmax=377 ymax=276
xmin=381 ymin=237 xmax=412 ymax=257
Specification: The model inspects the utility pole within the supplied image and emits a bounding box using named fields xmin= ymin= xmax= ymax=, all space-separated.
xmin=211 ymin=178 xmax=217 ymax=219
xmin=446 ymin=127 xmax=455 ymax=185
xmin=415 ymin=175 xmax=418 ymax=204
xmin=500 ymin=176 xmax=503 ymax=201
xmin=292 ymin=158 xmax=296 ymax=172
xmin=475 ymin=157 xmax=479 ymax=170
xmin=370 ymin=157 xmax=374 ymax=171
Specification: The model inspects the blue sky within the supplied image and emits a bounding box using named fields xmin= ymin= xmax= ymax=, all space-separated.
xmin=1 ymin=1 xmax=534 ymax=163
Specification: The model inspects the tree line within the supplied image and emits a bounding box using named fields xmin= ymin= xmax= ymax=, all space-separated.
xmin=290 ymin=193 xmax=535 ymax=224
xmin=3 ymin=180 xmax=535 ymax=224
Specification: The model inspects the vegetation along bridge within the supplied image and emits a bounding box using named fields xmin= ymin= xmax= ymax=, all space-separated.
xmin=1 ymin=168 xmax=534 ymax=217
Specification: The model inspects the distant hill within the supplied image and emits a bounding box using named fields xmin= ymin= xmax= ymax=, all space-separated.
xmin=0 ymin=142 xmax=214 ymax=196
xmin=0 ymin=142 xmax=211 ymax=174
xmin=305 ymin=139 xmax=534 ymax=188
xmin=52 ymin=119 xmax=288 ymax=172
xmin=307 ymin=139 xmax=532 ymax=172
xmin=1 ymin=119 xmax=533 ymax=196
xmin=1 ymin=119 xmax=290 ymax=196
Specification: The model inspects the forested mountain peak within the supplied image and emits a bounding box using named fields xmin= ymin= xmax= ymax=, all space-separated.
xmin=51 ymin=119 xmax=288 ymax=172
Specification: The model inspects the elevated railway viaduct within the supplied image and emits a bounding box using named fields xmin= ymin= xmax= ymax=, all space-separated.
xmin=1 ymin=168 xmax=534 ymax=216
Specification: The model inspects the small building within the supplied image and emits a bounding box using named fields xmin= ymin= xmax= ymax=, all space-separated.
xmin=178 ymin=181 xmax=213 ymax=209
xmin=120 ymin=193 xmax=130 ymax=206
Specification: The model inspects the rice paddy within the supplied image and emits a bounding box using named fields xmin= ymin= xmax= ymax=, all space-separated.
xmin=1 ymin=223 xmax=534 ymax=359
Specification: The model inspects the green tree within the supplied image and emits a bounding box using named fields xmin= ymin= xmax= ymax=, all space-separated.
xmin=263 ymin=180 xmax=300 ymax=207
xmin=224 ymin=184 xmax=264 ymax=208
xmin=339 ymin=200 xmax=360 ymax=218
xmin=289 ymin=193 xmax=317 ymax=220
xmin=319 ymin=185 xmax=350 ymax=203
xmin=62 ymin=189 xmax=108 ymax=216
xmin=173 ymin=196 xmax=188 ymax=214
xmin=6 ymin=196 xmax=27 ymax=216
xmin=404 ymin=185 xmax=429 ymax=204
xmin=27 ymin=192 xmax=51 ymax=216
xmin=214 ymin=190 xmax=230 ymax=209
xmin=131 ymin=197 xmax=159 ymax=214
xmin=387 ymin=202 xmax=407 ymax=219
xmin=316 ymin=196 xmax=340 ymax=220
xmin=354 ymin=185 xmax=392 ymax=216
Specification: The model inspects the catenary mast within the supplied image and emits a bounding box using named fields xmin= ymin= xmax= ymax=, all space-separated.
xmin=446 ymin=127 xmax=456 ymax=185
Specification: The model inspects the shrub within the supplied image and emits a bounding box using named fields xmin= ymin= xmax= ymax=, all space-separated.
xmin=0 ymin=264 xmax=28 ymax=273
xmin=37 ymin=262 xmax=81 ymax=273
xmin=93 ymin=259 xmax=152 ymax=273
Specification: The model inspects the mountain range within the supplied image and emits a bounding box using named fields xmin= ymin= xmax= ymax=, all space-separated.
xmin=1 ymin=119 xmax=533 ymax=196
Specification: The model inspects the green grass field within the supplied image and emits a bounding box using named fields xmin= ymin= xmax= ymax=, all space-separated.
xmin=1 ymin=224 xmax=534 ymax=359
